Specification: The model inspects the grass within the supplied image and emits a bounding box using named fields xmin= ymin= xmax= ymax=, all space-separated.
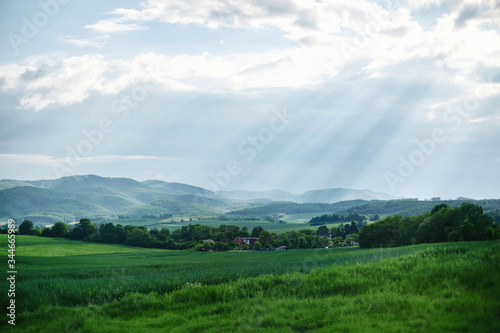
xmin=1 ymin=236 xmax=499 ymax=332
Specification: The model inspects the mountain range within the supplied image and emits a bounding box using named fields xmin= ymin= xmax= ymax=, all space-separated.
xmin=0 ymin=175 xmax=400 ymax=223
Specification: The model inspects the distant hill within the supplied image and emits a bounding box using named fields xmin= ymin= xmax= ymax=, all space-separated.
xmin=0 ymin=180 xmax=36 ymax=191
xmin=218 ymin=188 xmax=399 ymax=204
xmin=295 ymin=188 xmax=400 ymax=203
xmin=6 ymin=175 xmax=493 ymax=227
xmin=143 ymin=180 xmax=217 ymax=198
xmin=346 ymin=199 xmax=500 ymax=217
xmin=0 ymin=186 xmax=113 ymax=222
xmin=226 ymin=200 xmax=371 ymax=217
xmin=217 ymin=190 xmax=295 ymax=202
xmin=0 ymin=175 xmax=228 ymax=223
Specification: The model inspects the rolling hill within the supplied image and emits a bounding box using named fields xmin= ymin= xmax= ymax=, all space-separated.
xmin=226 ymin=200 xmax=371 ymax=217
xmin=0 ymin=175 xmax=227 ymax=223
xmin=295 ymin=188 xmax=400 ymax=203
xmin=218 ymin=188 xmax=399 ymax=203
xmin=2 ymin=175 xmax=498 ymax=227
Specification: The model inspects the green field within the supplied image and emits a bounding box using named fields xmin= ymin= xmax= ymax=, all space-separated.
xmin=1 ymin=236 xmax=499 ymax=332
xmin=96 ymin=216 xmax=324 ymax=233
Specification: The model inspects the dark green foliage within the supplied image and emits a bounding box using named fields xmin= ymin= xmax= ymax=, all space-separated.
xmin=348 ymin=198 xmax=500 ymax=216
xmin=251 ymin=226 xmax=264 ymax=237
xmin=359 ymin=203 xmax=499 ymax=248
xmin=41 ymin=227 xmax=52 ymax=237
xmin=430 ymin=203 xmax=448 ymax=215
xmin=316 ymin=225 xmax=329 ymax=234
xmin=214 ymin=242 xmax=230 ymax=251
xmin=18 ymin=220 xmax=34 ymax=235
xmin=51 ymin=222 xmax=69 ymax=237
xmin=309 ymin=212 xmax=365 ymax=224
xmin=258 ymin=230 xmax=274 ymax=247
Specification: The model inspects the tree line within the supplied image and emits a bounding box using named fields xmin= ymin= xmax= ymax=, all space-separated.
xmin=358 ymin=203 xmax=499 ymax=248
xmin=9 ymin=219 xmax=359 ymax=251
xmin=309 ymin=213 xmax=375 ymax=225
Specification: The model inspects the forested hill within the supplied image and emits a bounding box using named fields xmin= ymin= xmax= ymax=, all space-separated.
xmin=346 ymin=199 xmax=500 ymax=216
xmin=226 ymin=200 xmax=371 ymax=216
xmin=0 ymin=175 xmax=227 ymax=223
xmin=0 ymin=175 xmax=401 ymax=223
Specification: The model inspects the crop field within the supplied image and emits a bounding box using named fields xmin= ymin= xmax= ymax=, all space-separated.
xmin=1 ymin=236 xmax=499 ymax=332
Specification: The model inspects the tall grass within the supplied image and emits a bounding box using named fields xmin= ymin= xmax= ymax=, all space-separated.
xmin=2 ymin=235 xmax=426 ymax=313
xmin=2 ymin=236 xmax=499 ymax=332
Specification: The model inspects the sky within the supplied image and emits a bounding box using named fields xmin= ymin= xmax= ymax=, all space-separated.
xmin=0 ymin=0 xmax=499 ymax=199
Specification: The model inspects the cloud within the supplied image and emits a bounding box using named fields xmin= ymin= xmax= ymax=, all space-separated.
xmin=0 ymin=54 xmax=193 ymax=111
xmin=455 ymin=4 xmax=482 ymax=29
xmin=1 ymin=0 xmax=500 ymax=112
xmin=94 ymin=0 xmax=394 ymax=45
xmin=84 ymin=19 xmax=148 ymax=34
xmin=59 ymin=35 xmax=111 ymax=48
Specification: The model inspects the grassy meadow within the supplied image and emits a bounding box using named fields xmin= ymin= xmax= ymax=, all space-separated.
xmin=1 ymin=236 xmax=499 ymax=332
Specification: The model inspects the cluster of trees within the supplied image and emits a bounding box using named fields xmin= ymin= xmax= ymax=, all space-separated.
xmin=309 ymin=213 xmax=366 ymax=225
xmin=12 ymin=218 xmax=362 ymax=251
xmin=358 ymin=203 xmax=499 ymax=248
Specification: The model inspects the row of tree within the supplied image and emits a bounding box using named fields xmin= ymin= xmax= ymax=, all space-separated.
xmin=13 ymin=219 xmax=358 ymax=251
xmin=358 ymin=203 xmax=499 ymax=248
xmin=309 ymin=213 xmax=372 ymax=225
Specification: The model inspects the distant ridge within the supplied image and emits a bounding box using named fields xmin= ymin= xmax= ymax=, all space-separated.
xmin=217 ymin=188 xmax=400 ymax=203
xmin=0 ymin=175 xmax=399 ymax=224
xmin=295 ymin=188 xmax=401 ymax=203
xmin=0 ymin=175 xmax=224 ymax=223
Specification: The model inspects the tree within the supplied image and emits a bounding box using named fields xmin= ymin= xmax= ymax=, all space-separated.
xmin=19 ymin=220 xmax=34 ymax=235
xmin=332 ymin=237 xmax=344 ymax=247
xmin=214 ymin=242 xmax=230 ymax=251
xmin=317 ymin=236 xmax=330 ymax=248
xmin=349 ymin=221 xmax=359 ymax=234
xmin=431 ymin=204 xmax=448 ymax=215
xmin=70 ymin=227 xmax=84 ymax=240
xmin=317 ymin=225 xmax=329 ymax=234
xmin=51 ymin=222 xmax=69 ymax=238
xmin=79 ymin=218 xmax=97 ymax=239
xmin=99 ymin=223 xmax=118 ymax=243
xmin=258 ymin=230 xmax=274 ymax=247
xmin=253 ymin=241 xmax=262 ymax=250
xmin=238 ymin=226 xmax=250 ymax=237
xmin=157 ymin=228 xmax=171 ymax=242
xmin=41 ymin=227 xmax=52 ymax=237
xmin=251 ymin=226 xmax=264 ymax=238
xmin=297 ymin=237 xmax=309 ymax=249
xmin=127 ymin=227 xmax=152 ymax=247
xmin=115 ymin=225 xmax=127 ymax=243
xmin=277 ymin=233 xmax=292 ymax=248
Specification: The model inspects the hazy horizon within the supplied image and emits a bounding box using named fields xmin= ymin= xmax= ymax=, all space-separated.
xmin=1 ymin=0 xmax=500 ymax=200
xmin=1 ymin=173 xmax=495 ymax=201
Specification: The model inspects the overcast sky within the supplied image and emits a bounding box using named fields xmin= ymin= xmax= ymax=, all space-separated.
xmin=0 ymin=0 xmax=499 ymax=199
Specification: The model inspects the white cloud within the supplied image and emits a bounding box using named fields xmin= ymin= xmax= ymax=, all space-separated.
xmin=84 ymin=19 xmax=148 ymax=34
xmin=0 ymin=54 xmax=193 ymax=111
xmin=1 ymin=0 xmax=500 ymax=112
xmin=59 ymin=35 xmax=111 ymax=48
